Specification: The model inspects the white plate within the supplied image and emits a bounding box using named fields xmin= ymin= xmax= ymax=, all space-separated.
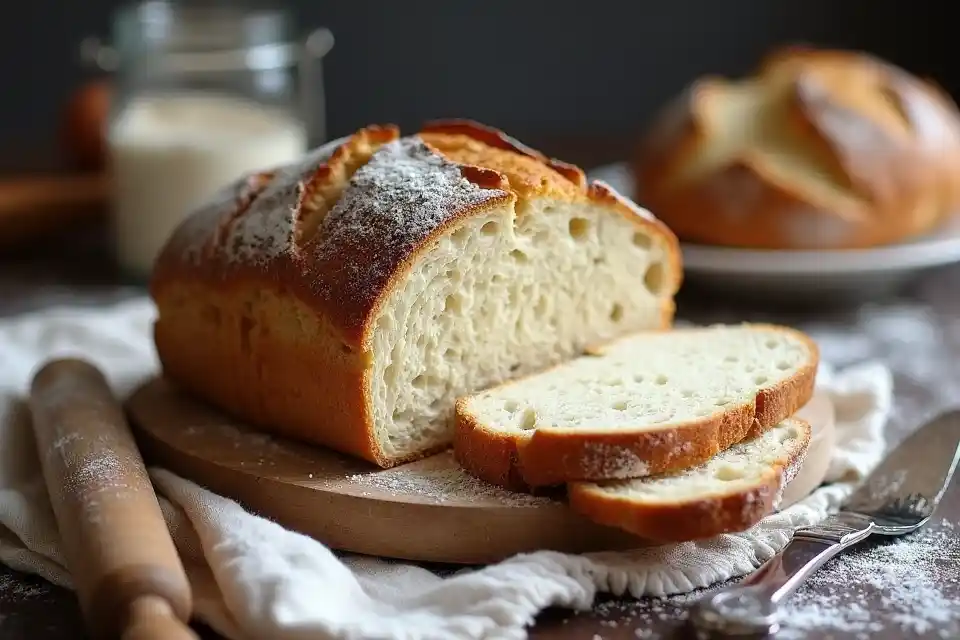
xmin=588 ymin=163 xmax=960 ymax=303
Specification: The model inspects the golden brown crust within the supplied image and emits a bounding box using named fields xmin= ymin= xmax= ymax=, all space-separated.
xmin=566 ymin=419 xmax=812 ymax=542
xmin=454 ymin=324 xmax=819 ymax=489
xmin=151 ymin=120 xmax=682 ymax=467
xmin=635 ymin=46 xmax=960 ymax=250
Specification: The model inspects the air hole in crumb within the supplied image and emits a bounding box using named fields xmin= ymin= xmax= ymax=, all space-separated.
xmin=655 ymin=374 xmax=668 ymax=385
xmin=568 ymin=217 xmax=589 ymax=240
xmin=724 ymin=355 xmax=738 ymax=363
xmin=633 ymin=231 xmax=653 ymax=249
xmin=492 ymin=274 xmax=504 ymax=284
xmin=776 ymin=361 xmax=791 ymax=371
xmin=510 ymin=363 xmax=521 ymax=372
xmin=765 ymin=339 xmax=778 ymax=349
xmin=714 ymin=466 xmax=746 ymax=481
xmin=643 ymin=262 xmax=666 ymax=295
xmin=681 ymin=390 xmax=695 ymax=398
xmin=412 ymin=374 xmax=427 ymax=389
xmin=392 ymin=408 xmax=417 ymax=424
xmin=444 ymin=294 xmax=462 ymax=313
xmin=510 ymin=249 xmax=529 ymax=262
xmin=443 ymin=348 xmax=455 ymax=360
xmin=610 ymin=303 xmax=624 ymax=322
xmin=451 ymin=226 xmax=470 ymax=244
xmin=535 ymin=296 xmax=549 ymax=315
xmin=519 ymin=408 xmax=538 ymax=430
xmin=612 ymin=400 xmax=629 ymax=411
xmin=504 ymin=400 xmax=519 ymax=412
xmin=594 ymin=257 xmax=605 ymax=265
xmin=633 ymin=374 xmax=645 ymax=383
xmin=481 ymin=221 xmax=499 ymax=235
xmin=755 ymin=375 xmax=769 ymax=385
xmin=778 ymin=428 xmax=798 ymax=442
xmin=716 ymin=398 xmax=731 ymax=406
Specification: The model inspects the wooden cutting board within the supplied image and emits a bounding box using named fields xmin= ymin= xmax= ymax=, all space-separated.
xmin=126 ymin=377 xmax=835 ymax=564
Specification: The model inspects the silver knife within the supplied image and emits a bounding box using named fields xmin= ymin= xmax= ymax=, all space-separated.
xmin=690 ymin=409 xmax=960 ymax=638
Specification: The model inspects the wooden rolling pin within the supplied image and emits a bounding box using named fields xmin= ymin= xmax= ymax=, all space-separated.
xmin=28 ymin=358 xmax=197 ymax=640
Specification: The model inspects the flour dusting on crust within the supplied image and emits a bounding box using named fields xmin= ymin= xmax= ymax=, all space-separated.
xmin=306 ymin=137 xmax=509 ymax=333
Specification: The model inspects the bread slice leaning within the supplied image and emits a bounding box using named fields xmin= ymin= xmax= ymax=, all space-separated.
xmin=454 ymin=324 xmax=818 ymax=490
xmin=567 ymin=418 xmax=812 ymax=542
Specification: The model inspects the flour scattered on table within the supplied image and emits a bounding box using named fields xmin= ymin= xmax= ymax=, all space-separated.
xmin=566 ymin=521 xmax=959 ymax=638
xmin=0 ymin=573 xmax=52 ymax=599
xmin=776 ymin=520 xmax=960 ymax=638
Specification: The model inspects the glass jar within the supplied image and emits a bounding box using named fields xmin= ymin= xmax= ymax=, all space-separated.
xmin=82 ymin=1 xmax=334 ymax=279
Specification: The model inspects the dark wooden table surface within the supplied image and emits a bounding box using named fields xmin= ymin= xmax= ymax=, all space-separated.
xmin=2 ymin=154 xmax=960 ymax=638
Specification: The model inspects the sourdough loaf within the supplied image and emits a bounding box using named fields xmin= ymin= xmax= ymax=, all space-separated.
xmin=151 ymin=120 xmax=682 ymax=468
xmin=454 ymin=324 xmax=817 ymax=490
xmin=635 ymin=46 xmax=960 ymax=250
xmin=568 ymin=418 xmax=811 ymax=542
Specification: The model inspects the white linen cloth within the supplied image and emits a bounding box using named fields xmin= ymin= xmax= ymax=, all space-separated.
xmin=0 ymin=299 xmax=891 ymax=639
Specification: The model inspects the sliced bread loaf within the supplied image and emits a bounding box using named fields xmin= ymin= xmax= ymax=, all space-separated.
xmin=151 ymin=120 xmax=681 ymax=468
xmin=454 ymin=324 xmax=817 ymax=489
xmin=567 ymin=418 xmax=812 ymax=542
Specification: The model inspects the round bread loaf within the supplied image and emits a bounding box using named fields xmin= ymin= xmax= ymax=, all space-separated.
xmin=634 ymin=46 xmax=960 ymax=250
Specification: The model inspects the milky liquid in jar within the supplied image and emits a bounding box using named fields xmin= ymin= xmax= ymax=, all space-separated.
xmin=108 ymin=93 xmax=307 ymax=276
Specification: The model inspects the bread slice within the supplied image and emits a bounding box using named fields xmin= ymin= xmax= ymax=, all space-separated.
xmin=567 ymin=418 xmax=812 ymax=542
xmin=454 ymin=324 xmax=817 ymax=489
xmin=150 ymin=120 xmax=681 ymax=468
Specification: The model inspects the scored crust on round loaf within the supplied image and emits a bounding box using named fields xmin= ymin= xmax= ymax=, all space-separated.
xmin=566 ymin=418 xmax=812 ymax=542
xmin=454 ymin=324 xmax=818 ymax=490
xmin=151 ymin=119 xmax=682 ymax=468
xmin=635 ymin=45 xmax=960 ymax=250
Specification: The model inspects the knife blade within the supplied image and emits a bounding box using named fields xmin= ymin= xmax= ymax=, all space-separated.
xmin=689 ymin=409 xmax=960 ymax=638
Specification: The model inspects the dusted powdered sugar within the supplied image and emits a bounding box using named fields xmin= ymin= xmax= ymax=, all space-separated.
xmin=320 ymin=137 xmax=500 ymax=234
xmin=171 ymin=134 xmax=509 ymax=333
xmin=170 ymin=140 xmax=341 ymax=266
xmin=222 ymin=143 xmax=343 ymax=265
xmin=582 ymin=442 xmax=652 ymax=478
xmin=308 ymin=137 xmax=508 ymax=329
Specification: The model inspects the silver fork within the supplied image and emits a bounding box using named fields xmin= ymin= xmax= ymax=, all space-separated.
xmin=689 ymin=410 xmax=960 ymax=637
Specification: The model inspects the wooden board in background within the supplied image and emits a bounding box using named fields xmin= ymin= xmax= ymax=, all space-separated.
xmin=0 ymin=173 xmax=107 ymax=248
xmin=126 ymin=377 xmax=835 ymax=564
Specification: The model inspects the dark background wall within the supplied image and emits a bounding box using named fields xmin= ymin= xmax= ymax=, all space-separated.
xmin=0 ymin=0 xmax=950 ymax=159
